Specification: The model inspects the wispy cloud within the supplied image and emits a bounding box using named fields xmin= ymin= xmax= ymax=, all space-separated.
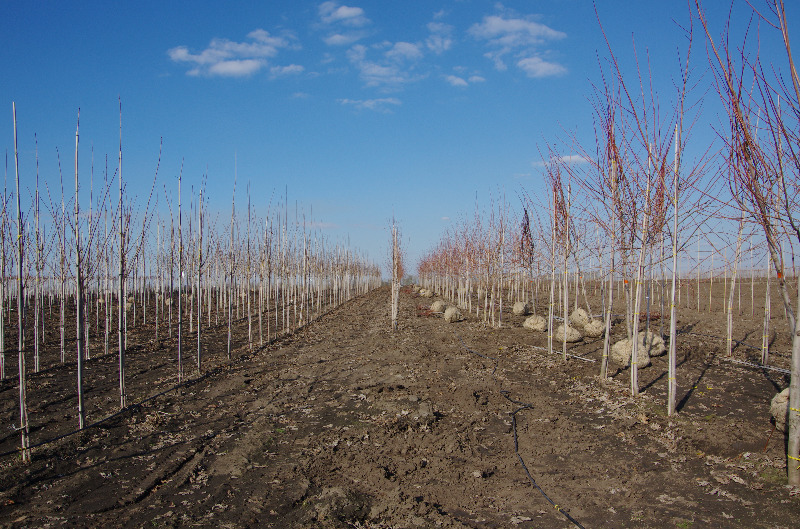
xmin=517 ymin=56 xmax=566 ymax=78
xmin=559 ymin=154 xmax=589 ymax=164
xmin=324 ymin=33 xmax=365 ymax=46
xmin=338 ymin=97 xmax=401 ymax=112
xmin=445 ymin=71 xmax=484 ymax=87
xmin=469 ymin=11 xmax=566 ymax=77
xmin=532 ymin=154 xmax=589 ymax=167
xmin=168 ymin=29 xmax=298 ymax=77
xmin=209 ymin=59 xmax=264 ymax=77
xmin=426 ymin=22 xmax=453 ymax=54
xmin=346 ymin=43 xmax=424 ymax=89
xmin=270 ymin=64 xmax=305 ymax=78
xmin=319 ymin=1 xmax=370 ymax=27
xmin=445 ymin=75 xmax=468 ymax=87
xmin=386 ymin=41 xmax=423 ymax=61
xmin=319 ymin=1 xmax=371 ymax=46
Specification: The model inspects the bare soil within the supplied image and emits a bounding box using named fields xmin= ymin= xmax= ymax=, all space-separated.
xmin=0 ymin=283 xmax=798 ymax=528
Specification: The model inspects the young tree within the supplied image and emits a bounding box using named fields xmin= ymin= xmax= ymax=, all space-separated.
xmin=390 ymin=218 xmax=403 ymax=331
xmin=12 ymin=103 xmax=30 ymax=460
xmin=696 ymin=0 xmax=800 ymax=484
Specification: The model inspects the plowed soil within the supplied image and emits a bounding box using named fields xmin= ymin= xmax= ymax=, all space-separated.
xmin=0 ymin=284 xmax=798 ymax=528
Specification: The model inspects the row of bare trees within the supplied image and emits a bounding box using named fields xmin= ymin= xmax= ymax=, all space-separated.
xmin=4 ymin=103 xmax=382 ymax=461
xmin=418 ymin=0 xmax=800 ymax=485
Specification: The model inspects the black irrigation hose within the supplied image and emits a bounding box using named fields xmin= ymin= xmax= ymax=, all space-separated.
xmin=500 ymin=390 xmax=587 ymax=529
xmin=454 ymin=334 xmax=498 ymax=376
xmin=677 ymin=330 xmax=792 ymax=374
xmin=678 ymin=330 xmax=791 ymax=358
xmin=453 ymin=332 xmax=586 ymax=529
xmin=0 ymin=290 xmax=372 ymax=460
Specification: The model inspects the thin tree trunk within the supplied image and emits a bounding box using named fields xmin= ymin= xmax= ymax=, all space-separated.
xmin=762 ymin=257 xmax=771 ymax=366
xmin=668 ymin=125 xmax=680 ymax=416
xmin=227 ymin=172 xmax=236 ymax=360
xmin=630 ymin=176 xmax=651 ymax=398
xmin=601 ymin=160 xmax=618 ymax=378
xmin=34 ymin=143 xmax=40 ymax=373
xmin=74 ymin=110 xmax=86 ymax=429
xmin=12 ymin=102 xmax=30 ymax=460
xmin=178 ymin=168 xmax=183 ymax=381
xmin=118 ymin=100 xmax=126 ymax=408
xmin=727 ymin=215 xmax=745 ymax=357
xmin=197 ymin=188 xmax=202 ymax=373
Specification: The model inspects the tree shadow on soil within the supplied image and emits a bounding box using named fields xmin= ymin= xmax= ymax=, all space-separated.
xmin=18 ymin=426 xmax=209 ymax=499
xmin=639 ymin=349 xmax=693 ymax=394
xmin=676 ymin=351 xmax=716 ymax=413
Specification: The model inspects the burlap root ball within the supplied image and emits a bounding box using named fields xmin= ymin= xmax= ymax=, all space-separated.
xmin=430 ymin=300 xmax=447 ymax=313
xmin=640 ymin=331 xmax=666 ymax=357
xmin=556 ymin=323 xmax=582 ymax=343
xmin=610 ymin=333 xmax=658 ymax=368
xmin=569 ymin=308 xmax=590 ymax=329
xmin=512 ymin=301 xmax=530 ymax=316
xmin=443 ymin=306 xmax=463 ymax=323
xmin=770 ymin=388 xmax=790 ymax=433
xmin=523 ymin=314 xmax=547 ymax=332
xmin=583 ymin=319 xmax=605 ymax=338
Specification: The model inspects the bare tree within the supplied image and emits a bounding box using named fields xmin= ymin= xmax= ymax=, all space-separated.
xmin=696 ymin=0 xmax=800 ymax=484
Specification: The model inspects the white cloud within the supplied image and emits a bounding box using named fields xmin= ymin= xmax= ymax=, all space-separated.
xmin=324 ymin=32 xmax=365 ymax=46
xmin=168 ymin=29 xmax=297 ymax=77
xmin=346 ymin=42 xmax=424 ymax=89
xmin=426 ymin=22 xmax=453 ymax=54
xmin=517 ymin=56 xmax=566 ymax=78
xmin=338 ymin=97 xmax=401 ymax=112
xmin=360 ymin=62 xmax=409 ymax=87
xmin=208 ymin=59 xmax=265 ymax=77
xmin=270 ymin=64 xmax=305 ymax=78
xmin=319 ymin=1 xmax=370 ymax=27
xmin=445 ymin=71 xmax=485 ymax=87
xmin=484 ymin=51 xmax=507 ymax=71
xmin=346 ymin=44 xmax=367 ymax=62
xmin=469 ymin=12 xmax=566 ymax=77
xmin=560 ymin=154 xmax=589 ymax=164
xmin=445 ymin=75 xmax=468 ymax=87
xmin=248 ymin=29 xmax=292 ymax=47
xmin=319 ymin=2 xmax=371 ymax=46
xmin=386 ymin=42 xmax=423 ymax=62
xmin=532 ymin=154 xmax=589 ymax=168
xmin=469 ymin=15 xmax=565 ymax=46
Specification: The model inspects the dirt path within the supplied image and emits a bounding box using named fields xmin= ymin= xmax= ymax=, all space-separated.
xmin=0 ymin=286 xmax=798 ymax=528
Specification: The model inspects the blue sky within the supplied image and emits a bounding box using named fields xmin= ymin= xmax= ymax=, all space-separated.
xmin=3 ymin=1 xmax=792 ymax=273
